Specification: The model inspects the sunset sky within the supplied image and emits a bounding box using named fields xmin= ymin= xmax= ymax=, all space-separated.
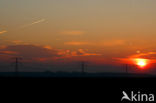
xmin=0 ymin=0 xmax=156 ymax=73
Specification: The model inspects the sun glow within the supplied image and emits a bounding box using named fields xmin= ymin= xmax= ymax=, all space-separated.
xmin=135 ymin=58 xmax=148 ymax=68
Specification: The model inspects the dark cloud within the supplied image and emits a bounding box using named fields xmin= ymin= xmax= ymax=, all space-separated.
xmin=0 ymin=45 xmax=60 ymax=60
xmin=0 ymin=44 xmax=104 ymax=72
xmin=0 ymin=44 xmax=100 ymax=62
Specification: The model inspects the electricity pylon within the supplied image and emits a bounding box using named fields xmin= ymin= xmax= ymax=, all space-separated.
xmin=125 ymin=64 xmax=129 ymax=74
xmin=12 ymin=57 xmax=22 ymax=77
xmin=81 ymin=61 xmax=86 ymax=74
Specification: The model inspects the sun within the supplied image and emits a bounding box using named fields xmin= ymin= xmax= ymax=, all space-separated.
xmin=135 ymin=58 xmax=148 ymax=68
xmin=137 ymin=60 xmax=146 ymax=67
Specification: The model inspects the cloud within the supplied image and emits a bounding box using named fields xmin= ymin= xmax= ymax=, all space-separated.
xmin=11 ymin=40 xmax=25 ymax=45
xmin=30 ymin=19 xmax=45 ymax=25
xmin=0 ymin=30 xmax=7 ymax=34
xmin=0 ymin=44 xmax=100 ymax=62
xmin=3 ymin=40 xmax=32 ymax=45
xmin=58 ymin=48 xmax=101 ymax=57
xmin=64 ymin=40 xmax=125 ymax=46
xmin=43 ymin=45 xmax=53 ymax=50
xmin=129 ymin=52 xmax=156 ymax=60
xmin=22 ymin=19 xmax=45 ymax=28
xmin=0 ymin=45 xmax=7 ymax=49
xmin=100 ymin=40 xmax=125 ymax=47
xmin=70 ymin=49 xmax=101 ymax=57
xmin=116 ymin=52 xmax=156 ymax=64
xmin=0 ymin=51 xmax=17 ymax=55
xmin=64 ymin=41 xmax=91 ymax=46
xmin=0 ymin=45 xmax=59 ymax=62
xmin=61 ymin=30 xmax=85 ymax=35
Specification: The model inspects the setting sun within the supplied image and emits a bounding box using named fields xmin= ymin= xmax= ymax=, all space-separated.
xmin=135 ymin=59 xmax=148 ymax=68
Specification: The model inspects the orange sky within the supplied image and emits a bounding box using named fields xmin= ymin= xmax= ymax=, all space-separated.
xmin=0 ymin=0 xmax=156 ymax=72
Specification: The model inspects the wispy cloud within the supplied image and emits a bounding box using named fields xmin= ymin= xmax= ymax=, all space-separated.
xmin=129 ymin=52 xmax=156 ymax=59
xmin=11 ymin=40 xmax=25 ymax=45
xmin=100 ymin=40 xmax=125 ymax=47
xmin=61 ymin=30 xmax=85 ymax=36
xmin=30 ymin=19 xmax=45 ymax=25
xmin=0 ymin=30 xmax=7 ymax=35
xmin=0 ymin=51 xmax=17 ymax=55
xmin=64 ymin=41 xmax=91 ymax=46
xmin=64 ymin=40 xmax=126 ymax=46
xmin=22 ymin=19 xmax=46 ymax=28
xmin=58 ymin=49 xmax=101 ymax=57
xmin=115 ymin=52 xmax=156 ymax=64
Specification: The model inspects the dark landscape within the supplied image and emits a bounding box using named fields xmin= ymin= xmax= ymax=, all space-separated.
xmin=0 ymin=71 xmax=155 ymax=78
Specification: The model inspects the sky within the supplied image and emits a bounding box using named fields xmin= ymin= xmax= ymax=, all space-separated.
xmin=0 ymin=0 xmax=156 ymax=73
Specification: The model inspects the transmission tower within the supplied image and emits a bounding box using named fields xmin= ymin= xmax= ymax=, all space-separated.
xmin=13 ymin=57 xmax=22 ymax=77
xmin=81 ymin=61 xmax=85 ymax=74
xmin=125 ymin=64 xmax=128 ymax=74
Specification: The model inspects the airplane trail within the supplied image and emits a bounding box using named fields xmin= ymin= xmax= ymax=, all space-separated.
xmin=21 ymin=19 xmax=46 ymax=28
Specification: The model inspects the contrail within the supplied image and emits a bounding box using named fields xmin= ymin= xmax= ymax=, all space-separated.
xmin=0 ymin=19 xmax=46 ymax=34
xmin=0 ymin=30 xmax=7 ymax=35
xmin=21 ymin=19 xmax=46 ymax=28
xmin=30 ymin=19 xmax=45 ymax=25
